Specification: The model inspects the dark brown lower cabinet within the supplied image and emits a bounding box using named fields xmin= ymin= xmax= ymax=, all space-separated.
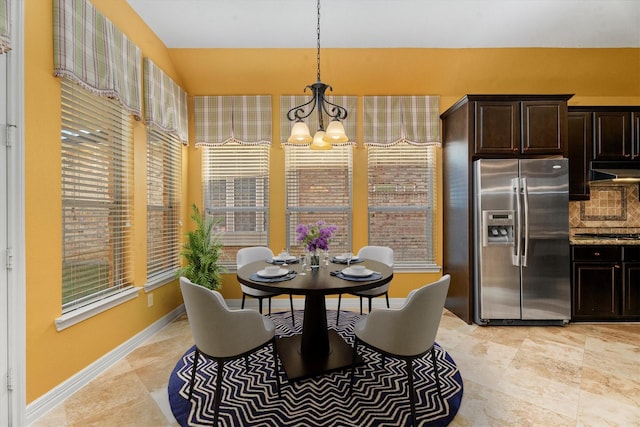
xmin=572 ymin=245 xmax=640 ymax=321
xmin=623 ymin=247 xmax=640 ymax=317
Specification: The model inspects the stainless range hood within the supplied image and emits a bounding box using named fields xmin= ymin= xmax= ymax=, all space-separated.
xmin=590 ymin=161 xmax=640 ymax=182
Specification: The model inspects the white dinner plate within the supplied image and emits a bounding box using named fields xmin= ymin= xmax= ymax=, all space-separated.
xmin=272 ymin=255 xmax=297 ymax=262
xmin=341 ymin=267 xmax=373 ymax=277
xmin=257 ymin=268 xmax=289 ymax=278
xmin=334 ymin=255 xmax=359 ymax=262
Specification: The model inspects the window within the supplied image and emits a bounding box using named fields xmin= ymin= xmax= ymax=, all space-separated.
xmin=367 ymin=144 xmax=437 ymax=268
xmin=61 ymin=79 xmax=134 ymax=312
xmin=146 ymin=129 xmax=182 ymax=287
xmin=285 ymin=145 xmax=352 ymax=255
xmin=202 ymin=143 xmax=269 ymax=266
xmin=364 ymin=96 xmax=440 ymax=270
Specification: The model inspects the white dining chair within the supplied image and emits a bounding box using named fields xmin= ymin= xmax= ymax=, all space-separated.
xmin=237 ymin=246 xmax=295 ymax=326
xmin=350 ymin=275 xmax=450 ymax=427
xmin=336 ymin=245 xmax=394 ymax=325
xmin=180 ymin=277 xmax=281 ymax=425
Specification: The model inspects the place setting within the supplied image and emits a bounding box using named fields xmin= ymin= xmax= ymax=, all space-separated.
xmin=249 ymin=265 xmax=297 ymax=283
xmin=330 ymin=252 xmax=365 ymax=265
xmin=330 ymin=264 xmax=382 ymax=281
xmin=265 ymin=249 xmax=299 ymax=265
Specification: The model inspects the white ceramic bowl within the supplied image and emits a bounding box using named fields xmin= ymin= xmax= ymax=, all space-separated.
xmin=265 ymin=266 xmax=281 ymax=275
xmin=350 ymin=265 xmax=366 ymax=273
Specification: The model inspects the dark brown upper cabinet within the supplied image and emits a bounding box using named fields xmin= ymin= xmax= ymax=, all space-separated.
xmin=567 ymin=111 xmax=592 ymax=200
xmin=474 ymin=97 xmax=569 ymax=156
xmin=593 ymin=111 xmax=633 ymax=160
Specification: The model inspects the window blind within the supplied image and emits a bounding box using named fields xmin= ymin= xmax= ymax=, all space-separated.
xmin=285 ymin=145 xmax=352 ymax=255
xmin=146 ymin=129 xmax=182 ymax=284
xmin=202 ymin=143 xmax=270 ymax=266
xmin=61 ymin=79 xmax=134 ymax=312
xmin=367 ymin=143 xmax=437 ymax=267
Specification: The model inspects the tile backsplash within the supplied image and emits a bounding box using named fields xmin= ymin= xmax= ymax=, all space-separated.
xmin=569 ymin=183 xmax=640 ymax=230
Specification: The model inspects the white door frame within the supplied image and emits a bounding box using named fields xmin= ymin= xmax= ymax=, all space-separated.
xmin=2 ymin=0 xmax=26 ymax=425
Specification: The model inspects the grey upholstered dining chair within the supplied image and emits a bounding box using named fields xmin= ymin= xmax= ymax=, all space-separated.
xmin=350 ymin=274 xmax=451 ymax=427
xmin=237 ymin=246 xmax=295 ymax=326
xmin=179 ymin=277 xmax=281 ymax=425
xmin=336 ymin=245 xmax=394 ymax=325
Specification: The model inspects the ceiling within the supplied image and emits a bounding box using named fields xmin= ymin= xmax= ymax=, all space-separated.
xmin=126 ymin=0 xmax=640 ymax=49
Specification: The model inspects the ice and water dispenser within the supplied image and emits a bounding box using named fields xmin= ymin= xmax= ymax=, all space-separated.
xmin=482 ymin=210 xmax=515 ymax=246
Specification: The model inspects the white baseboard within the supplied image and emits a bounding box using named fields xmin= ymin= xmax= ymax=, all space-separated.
xmin=26 ymin=305 xmax=186 ymax=425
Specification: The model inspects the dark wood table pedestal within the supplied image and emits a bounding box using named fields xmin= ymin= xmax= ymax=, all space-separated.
xmin=276 ymin=294 xmax=362 ymax=381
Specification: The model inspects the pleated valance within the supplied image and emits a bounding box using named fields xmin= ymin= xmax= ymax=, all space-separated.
xmin=0 ymin=0 xmax=10 ymax=54
xmin=280 ymin=95 xmax=357 ymax=146
xmin=364 ymin=96 xmax=440 ymax=146
xmin=53 ymin=0 xmax=142 ymax=120
xmin=143 ymin=58 xmax=188 ymax=144
xmin=194 ymin=96 xmax=271 ymax=146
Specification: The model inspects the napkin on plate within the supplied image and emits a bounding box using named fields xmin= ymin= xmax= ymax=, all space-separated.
xmin=330 ymin=257 xmax=364 ymax=265
xmin=266 ymin=258 xmax=299 ymax=264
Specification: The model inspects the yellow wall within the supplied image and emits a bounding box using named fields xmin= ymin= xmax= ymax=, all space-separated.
xmin=24 ymin=0 xmax=640 ymax=403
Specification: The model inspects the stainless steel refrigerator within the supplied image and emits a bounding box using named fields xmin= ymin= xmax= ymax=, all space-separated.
xmin=473 ymin=158 xmax=570 ymax=325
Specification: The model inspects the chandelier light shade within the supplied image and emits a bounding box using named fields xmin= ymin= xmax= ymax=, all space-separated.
xmin=286 ymin=0 xmax=348 ymax=148
xmin=310 ymin=130 xmax=331 ymax=150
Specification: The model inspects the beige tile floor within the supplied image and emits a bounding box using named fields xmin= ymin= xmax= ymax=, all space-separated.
xmin=31 ymin=308 xmax=640 ymax=427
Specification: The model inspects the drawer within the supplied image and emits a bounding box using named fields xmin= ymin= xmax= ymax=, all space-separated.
xmin=572 ymin=245 xmax=621 ymax=262
xmin=623 ymin=246 xmax=640 ymax=262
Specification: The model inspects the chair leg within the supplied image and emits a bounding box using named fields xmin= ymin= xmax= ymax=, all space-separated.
xmin=188 ymin=348 xmax=200 ymax=400
xmin=268 ymin=297 xmax=272 ymax=315
xmin=213 ymin=359 xmax=224 ymax=426
xmin=289 ymin=294 xmax=295 ymax=327
xmin=368 ymin=297 xmax=373 ymax=313
xmin=385 ymin=291 xmax=390 ymax=308
xmin=349 ymin=338 xmax=359 ymax=393
xmin=336 ymin=294 xmax=342 ymax=326
xmin=431 ymin=346 xmax=442 ymax=397
xmin=257 ymin=297 xmax=263 ymax=314
xmin=406 ymin=359 xmax=417 ymax=427
xmin=241 ymin=294 xmax=246 ymax=309
xmin=272 ymin=340 xmax=281 ymax=397
xmin=359 ymin=297 xmax=363 ymax=314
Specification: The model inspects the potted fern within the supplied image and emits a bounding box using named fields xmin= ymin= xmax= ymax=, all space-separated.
xmin=177 ymin=204 xmax=226 ymax=290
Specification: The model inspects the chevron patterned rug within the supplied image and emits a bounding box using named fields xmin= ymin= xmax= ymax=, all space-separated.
xmin=169 ymin=310 xmax=463 ymax=426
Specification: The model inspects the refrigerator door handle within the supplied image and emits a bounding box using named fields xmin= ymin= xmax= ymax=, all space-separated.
xmin=511 ymin=177 xmax=521 ymax=266
xmin=521 ymin=178 xmax=529 ymax=267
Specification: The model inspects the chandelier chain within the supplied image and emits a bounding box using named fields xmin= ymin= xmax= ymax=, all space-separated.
xmin=316 ymin=0 xmax=321 ymax=82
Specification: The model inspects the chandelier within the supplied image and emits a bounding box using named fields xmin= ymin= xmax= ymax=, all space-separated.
xmin=286 ymin=0 xmax=348 ymax=150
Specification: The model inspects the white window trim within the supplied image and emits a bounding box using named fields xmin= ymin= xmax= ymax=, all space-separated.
xmin=144 ymin=270 xmax=178 ymax=292
xmin=54 ymin=287 xmax=140 ymax=331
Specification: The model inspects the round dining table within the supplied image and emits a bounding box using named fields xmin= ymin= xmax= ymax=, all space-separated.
xmin=237 ymin=258 xmax=393 ymax=381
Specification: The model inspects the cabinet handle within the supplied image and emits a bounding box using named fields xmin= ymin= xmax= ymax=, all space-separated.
xmin=624 ymin=154 xmax=631 ymax=158
xmin=593 ymin=252 xmax=600 ymax=256
xmin=615 ymin=264 xmax=621 ymax=269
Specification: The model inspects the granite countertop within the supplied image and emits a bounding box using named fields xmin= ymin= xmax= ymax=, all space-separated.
xmin=570 ymin=237 xmax=640 ymax=245
xmin=570 ymin=228 xmax=640 ymax=245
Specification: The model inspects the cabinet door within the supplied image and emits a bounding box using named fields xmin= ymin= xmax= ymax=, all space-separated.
xmin=521 ymin=101 xmax=566 ymax=155
xmin=567 ymin=112 xmax=591 ymax=200
xmin=623 ymin=262 xmax=640 ymax=316
xmin=593 ymin=111 xmax=632 ymax=160
xmin=632 ymin=112 xmax=640 ymax=160
xmin=572 ymin=262 xmax=621 ymax=319
xmin=474 ymin=101 xmax=519 ymax=155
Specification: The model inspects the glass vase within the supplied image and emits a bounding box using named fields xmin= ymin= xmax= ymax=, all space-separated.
xmin=310 ymin=251 xmax=320 ymax=269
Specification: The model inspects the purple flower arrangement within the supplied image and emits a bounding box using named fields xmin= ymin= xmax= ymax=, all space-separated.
xmin=295 ymin=221 xmax=337 ymax=252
